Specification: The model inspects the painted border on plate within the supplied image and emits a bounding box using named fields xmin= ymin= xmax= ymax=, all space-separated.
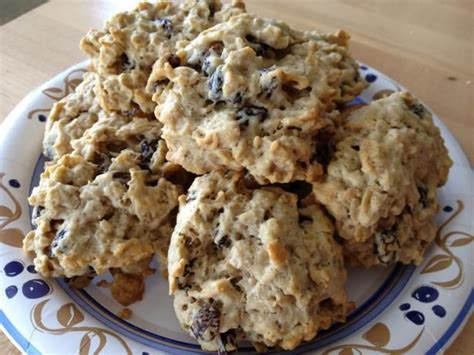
xmin=55 ymin=264 xmax=415 ymax=352
xmin=426 ymin=288 xmax=473 ymax=355
xmin=2 ymin=290 xmax=472 ymax=354
xmin=0 ymin=310 xmax=41 ymax=355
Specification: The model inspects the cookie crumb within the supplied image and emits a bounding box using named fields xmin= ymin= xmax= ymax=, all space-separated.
xmin=118 ymin=308 xmax=132 ymax=319
xmin=96 ymin=280 xmax=108 ymax=287
xmin=108 ymin=271 xmax=146 ymax=306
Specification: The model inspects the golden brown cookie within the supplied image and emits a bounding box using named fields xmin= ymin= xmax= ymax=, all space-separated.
xmin=313 ymin=92 xmax=452 ymax=266
xmin=168 ymin=171 xmax=351 ymax=351
xmin=150 ymin=13 xmax=366 ymax=183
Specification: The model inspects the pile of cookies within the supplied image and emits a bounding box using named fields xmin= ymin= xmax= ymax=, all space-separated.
xmin=23 ymin=0 xmax=452 ymax=352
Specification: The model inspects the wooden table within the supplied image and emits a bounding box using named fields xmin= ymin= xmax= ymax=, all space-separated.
xmin=0 ymin=1 xmax=472 ymax=354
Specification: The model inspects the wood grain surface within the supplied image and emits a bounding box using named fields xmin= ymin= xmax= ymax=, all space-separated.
xmin=0 ymin=1 xmax=472 ymax=354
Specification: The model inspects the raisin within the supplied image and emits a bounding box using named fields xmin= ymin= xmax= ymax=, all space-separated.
xmin=140 ymin=139 xmax=159 ymax=168
xmin=190 ymin=303 xmax=220 ymax=341
xmin=208 ymin=65 xmax=224 ymax=101
xmin=32 ymin=205 xmax=45 ymax=226
xmin=112 ymin=171 xmax=131 ymax=184
xmin=260 ymin=76 xmax=278 ymax=99
xmin=167 ymin=54 xmax=181 ymax=68
xmin=231 ymin=92 xmax=243 ymax=104
xmin=202 ymin=42 xmax=225 ymax=75
xmin=417 ymin=185 xmax=428 ymax=207
xmin=374 ymin=230 xmax=400 ymax=264
xmin=351 ymin=145 xmax=360 ymax=151
xmin=120 ymin=53 xmax=135 ymax=72
xmin=215 ymin=235 xmax=231 ymax=248
xmin=50 ymin=229 xmax=67 ymax=256
xmin=156 ymin=18 xmax=173 ymax=39
xmin=236 ymin=105 xmax=268 ymax=129
xmin=201 ymin=58 xmax=212 ymax=75
xmin=408 ymin=103 xmax=426 ymax=117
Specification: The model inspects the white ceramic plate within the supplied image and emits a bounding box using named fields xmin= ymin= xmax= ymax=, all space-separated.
xmin=0 ymin=62 xmax=472 ymax=354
